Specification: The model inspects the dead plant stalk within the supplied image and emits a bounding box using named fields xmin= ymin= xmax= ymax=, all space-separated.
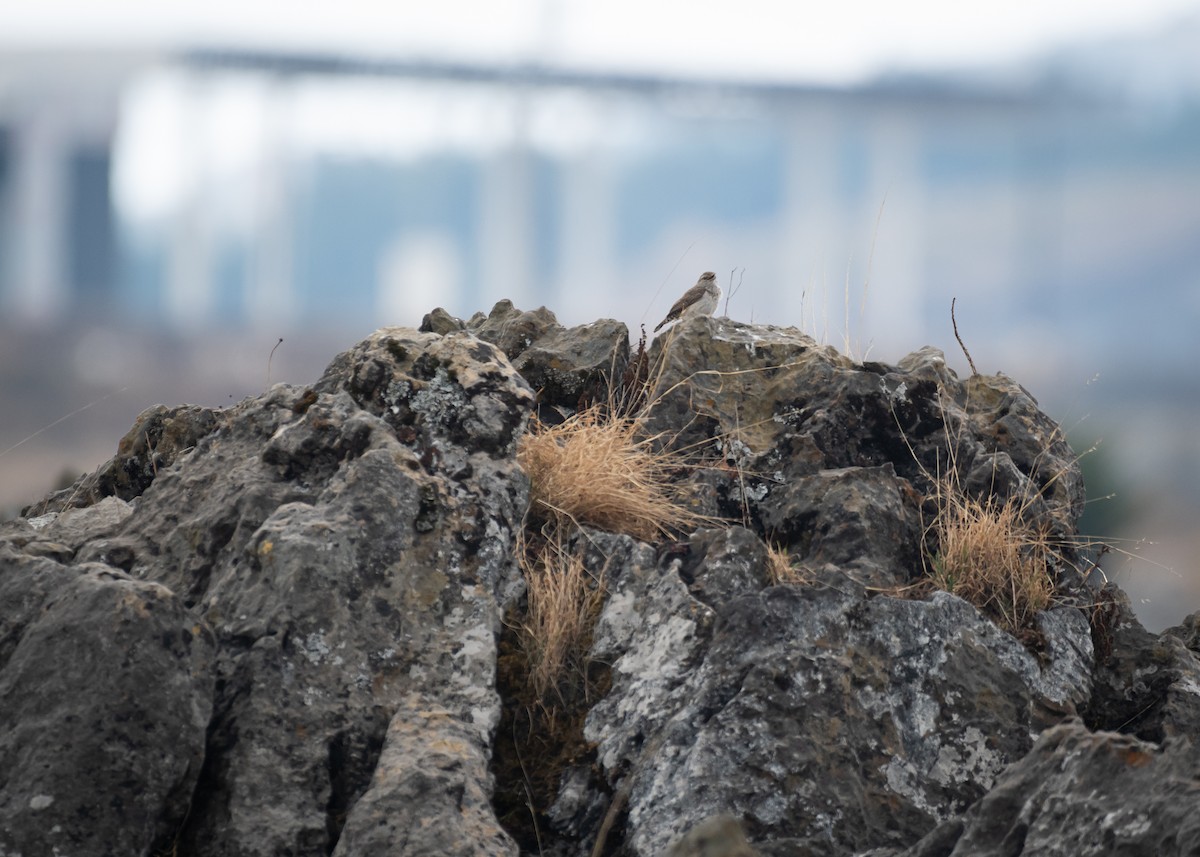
xmin=519 ymin=537 xmax=605 ymax=706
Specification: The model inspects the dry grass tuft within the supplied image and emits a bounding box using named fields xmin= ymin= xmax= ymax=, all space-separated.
xmin=518 ymin=536 xmax=606 ymax=706
xmin=494 ymin=348 xmax=714 ymax=844
xmin=510 ymin=329 xmax=713 ymax=717
xmin=509 ymin=346 xmax=707 ymax=719
xmin=893 ymin=385 xmax=1080 ymax=637
xmin=766 ymin=542 xmax=811 ymax=586
xmin=518 ymin=405 xmax=703 ymax=542
xmin=922 ymin=470 xmax=1056 ymax=634
xmin=898 ymin=386 xmax=1156 ymax=644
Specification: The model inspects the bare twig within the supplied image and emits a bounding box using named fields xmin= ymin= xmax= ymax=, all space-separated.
xmin=843 ymin=256 xmax=853 ymax=356
xmin=590 ymin=730 xmax=668 ymax=857
xmin=951 ymin=298 xmax=978 ymax=376
xmin=590 ymin=775 xmax=632 ymax=857
xmin=512 ymin=720 xmax=544 ymax=856
xmin=724 ymin=267 xmax=745 ymax=316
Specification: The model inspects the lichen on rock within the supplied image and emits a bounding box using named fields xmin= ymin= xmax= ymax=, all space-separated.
xmin=1 ymin=306 xmax=1197 ymax=857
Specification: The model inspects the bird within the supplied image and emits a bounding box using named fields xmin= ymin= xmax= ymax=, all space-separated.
xmin=654 ymin=272 xmax=721 ymax=332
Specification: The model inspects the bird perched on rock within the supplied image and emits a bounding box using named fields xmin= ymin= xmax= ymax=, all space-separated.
xmin=654 ymin=271 xmax=721 ymax=332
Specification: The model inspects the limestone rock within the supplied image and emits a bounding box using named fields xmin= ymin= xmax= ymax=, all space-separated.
xmin=26 ymin=403 xmax=219 ymax=514
xmin=583 ymin=560 xmax=1093 ymax=856
xmin=643 ymin=317 xmax=1084 ymax=592
xmin=2 ymin=326 xmax=533 ymax=856
xmin=466 ymin=299 xmax=561 ymax=361
xmin=0 ymin=549 xmax=213 ymax=856
xmin=1084 ymin=586 xmax=1200 ymax=740
xmin=425 ymin=299 xmax=630 ymax=411
xmin=2 ymin=307 xmax=1194 ymax=857
xmin=895 ymin=719 xmax=1200 ymax=857
xmin=665 ymin=815 xmax=761 ymax=857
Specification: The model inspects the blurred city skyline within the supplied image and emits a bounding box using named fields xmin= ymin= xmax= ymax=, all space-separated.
xmin=4 ymin=26 xmax=1199 ymax=345
xmin=1 ymin=6 xmax=1199 ymax=629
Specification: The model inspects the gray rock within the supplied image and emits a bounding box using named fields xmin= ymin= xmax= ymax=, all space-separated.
xmin=1084 ymin=586 xmax=1200 ymax=740
xmin=895 ymin=719 xmax=1200 ymax=857
xmin=429 ymin=299 xmax=631 ymax=411
xmin=0 ymin=548 xmax=213 ymax=857
xmin=511 ymin=318 xmax=630 ymax=409
xmin=1162 ymin=610 xmax=1200 ymax=654
xmin=5 ymin=308 xmax=1193 ymax=857
xmin=25 ymin=403 xmax=219 ymax=514
xmin=680 ymin=526 xmax=773 ymax=609
xmin=420 ymin=306 xmax=467 ymax=334
xmin=755 ymin=462 xmax=920 ymax=589
xmin=585 ymin=566 xmax=1094 ymax=856
xmin=0 ymin=494 xmax=134 ymax=562
xmin=665 ymin=815 xmax=761 ymax=857
xmin=1 ymin=326 xmax=533 ymax=856
xmin=642 ymin=318 xmax=1085 ymax=592
xmin=465 ymin=299 xmax=561 ymax=361
xmin=332 ymin=693 xmax=517 ymax=856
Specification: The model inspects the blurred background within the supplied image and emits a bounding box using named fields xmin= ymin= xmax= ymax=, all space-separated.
xmin=1 ymin=1 xmax=1198 ymax=629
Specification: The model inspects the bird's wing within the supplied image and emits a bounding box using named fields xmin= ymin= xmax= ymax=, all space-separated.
xmin=669 ymin=283 xmax=705 ymax=316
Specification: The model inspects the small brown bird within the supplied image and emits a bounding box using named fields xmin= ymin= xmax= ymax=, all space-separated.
xmin=654 ymin=272 xmax=721 ymax=332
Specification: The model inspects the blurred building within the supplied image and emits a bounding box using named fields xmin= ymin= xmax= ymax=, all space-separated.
xmin=0 ymin=50 xmax=157 ymax=321
xmin=2 ymin=34 xmax=1200 ymax=629
xmin=1 ymin=38 xmax=1196 ymax=360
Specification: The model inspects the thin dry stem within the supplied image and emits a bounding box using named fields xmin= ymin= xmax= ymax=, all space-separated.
xmin=766 ymin=542 xmax=812 ymax=586
xmin=513 ymin=340 xmax=716 ymax=717
xmin=905 ymin=387 xmax=1077 ymax=635
xmin=519 ymin=536 xmax=606 ymax=706
xmin=952 ymin=298 xmax=979 ymax=376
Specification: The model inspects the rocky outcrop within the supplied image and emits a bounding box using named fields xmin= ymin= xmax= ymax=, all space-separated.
xmin=0 ymin=543 xmax=213 ymax=856
xmin=2 ymin=305 xmax=1198 ymax=857
xmin=881 ymin=719 xmax=1200 ymax=857
xmin=422 ymin=299 xmax=629 ymax=413
xmin=3 ymin=327 xmax=533 ymax=856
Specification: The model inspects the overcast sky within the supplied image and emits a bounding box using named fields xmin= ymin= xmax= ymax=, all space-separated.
xmin=2 ymin=0 xmax=1198 ymax=83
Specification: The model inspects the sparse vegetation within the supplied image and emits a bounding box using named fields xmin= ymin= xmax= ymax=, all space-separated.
xmin=494 ymin=334 xmax=711 ymax=850
xmin=898 ymin=383 xmax=1084 ymax=639
xmin=914 ymin=303 xmax=1068 ymax=635
xmin=517 ymin=534 xmax=607 ymax=706
xmin=518 ymin=406 xmax=703 ymax=543
xmin=512 ymin=337 xmax=707 ymax=705
xmin=920 ymin=462 xmax=1057 ymax=635
xmin=766 ymin=542 xmax=811 ymax=586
